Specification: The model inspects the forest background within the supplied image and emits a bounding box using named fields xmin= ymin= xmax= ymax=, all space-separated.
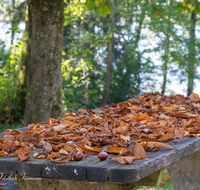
xmin=0 ymin=0 xmax=200 ymax=129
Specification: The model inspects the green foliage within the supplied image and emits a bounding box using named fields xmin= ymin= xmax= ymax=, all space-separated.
xmin=86 ymin=0 xmax=111 ymax=17
xmin=0 ymin=40 xmax=24 ymax=124
xmin=0 ymin=0 xmax=200 ymax=124
xmin=0 ymin=122 xmax=22 ymax=132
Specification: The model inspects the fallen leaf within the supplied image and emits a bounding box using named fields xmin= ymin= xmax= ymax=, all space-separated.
xmin=40 ymin=140 xmax=52 ymax=154
xmin=47 ymin=151 xmax=60 ymax=159
xmin=133 ymin=141 xmax=147 ymax=159
xmin=110 ymin=156 xmax=136 ymax=164
xmin=140 ymin=141 xmax=178 ymax=150
xmin=106 ymin=147 xmax=126 ymax=154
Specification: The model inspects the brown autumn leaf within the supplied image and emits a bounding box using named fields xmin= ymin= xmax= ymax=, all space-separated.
xmin=4 ymin=129 xmax=21 ymax=136
xmin=159 ymin=113 xmax=170 ymax=120
xmin=145 ymin=99 xmax=153 ymax=107
xmin=110 ymin=156 xmax=136 ymax=164
xmin=8 ymin=147 xmax=30 ymax=157
xmin=17 ymin=148 xmax=31 ymax=161
xmin=106 ymin=146 xmax=126 ymax=154
xmin=140 ymin=141 xmax=178 ymax=150
xmin=1 ymin=91 xmax=200 ymax=165
xmin=174 ymin=128 xmax=185 ymax=139
xmin=47 ymin=152 xmax=60 ymax=159
xmin=162 ymin=105 xmax=178 ymax=112
xmin=40 ymin=140 xmax=52 ymax=154
xmin=49 ymin=155 xmax=70 ymax=163
xmin=133 ymin=141 xmax=147 ymax=159
xmin=157 ymin=133 xmax=171 ymax=141
xmin=33 ymin=151 xmax=47 ymax=159
xmin=77 ymin=136 xmax=92 ymax=146
xmin=128 ymin=106 xmax=141 ymax=112
xmin=20 ymin=130 xmax=37 ymax=143
xmin=59 ymin=149 xmax=69 ymax=155
xmin=155 ymin=96 xmax=162 ymax=103
xmin=0 ymin=150 xmax=8 ymax=156
xmin=81 ymin=145 xmax=105 ymax=153
xmin=189 ymin=133 xmax=200 ymax=137
xmin=190 ymin=92 xmax=200 ymax=101
xmin=133 ymin=113 xmax=152 ymax=122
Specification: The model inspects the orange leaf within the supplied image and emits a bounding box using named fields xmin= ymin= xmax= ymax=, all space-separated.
xmin=133 ymin=113 xmax=152 ymax=121
xmin=157 ymin=134 xmax=171 ymax=141
xmin=145 ymin=99 xmax=153 ymax=107
xmin=106 ymin=147 xmax=126 ymax=154
xmin=59 ymin=149 xmax=69 ymax=155
xmin=17 ymin=151 xmax=31 ymax=161
xmin=8 ymin=147 xmax=30 ymax=157
xmin=163 ymin=173 xmax=170 ymax=182
xmin=0 ymin=150 xmax=8 ymax=156
xmin=47 ymin=152 xmax=60 ymax=159
xmin=190 ymin=92 xmax=200 ymax=101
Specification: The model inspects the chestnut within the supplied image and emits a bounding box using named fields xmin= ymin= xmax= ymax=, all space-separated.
xmin=98 ymin=152 xmax=108 ymax=161
xmin=74 ymin=152 xmax=83 ymax=161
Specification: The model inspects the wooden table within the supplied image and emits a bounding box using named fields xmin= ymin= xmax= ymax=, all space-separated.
xmin=0 ymin=127 xmax=200 ymax=190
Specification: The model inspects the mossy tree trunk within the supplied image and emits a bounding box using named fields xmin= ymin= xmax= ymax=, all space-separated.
xmin=23 ymin=0 xmax=64 ymax=126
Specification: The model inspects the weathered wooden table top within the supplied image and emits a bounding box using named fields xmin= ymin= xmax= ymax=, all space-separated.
xmin=0 ymin=126 xmax=200 ymax=184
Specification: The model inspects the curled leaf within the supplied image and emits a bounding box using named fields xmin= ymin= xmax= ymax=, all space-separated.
xmin=140 ymin=141 xmax=178 ymax=150
xmin=33 ymin=151 xmax=47 ymax=159
xmin=110 ymin=156 xmax=136 ymax=164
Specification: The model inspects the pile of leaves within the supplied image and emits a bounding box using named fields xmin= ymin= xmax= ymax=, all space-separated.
xmin=1 ymin=92 xmax=200 ymax=164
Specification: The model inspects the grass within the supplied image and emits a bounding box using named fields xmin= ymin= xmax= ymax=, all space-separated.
xmin=137 ymin=169 xmax=173 ymax=190
xmin=138 ymin=180 xmax=173 ymax=190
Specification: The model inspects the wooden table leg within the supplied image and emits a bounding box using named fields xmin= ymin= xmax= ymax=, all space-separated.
xmin=167 ymin=150 xmax=200 ymax=190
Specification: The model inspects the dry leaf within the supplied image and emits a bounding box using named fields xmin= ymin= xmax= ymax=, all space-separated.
xmin=140 ymin=141 xmax=178 ymax=150
xmin=106 ymin=147 xmax=126 ymax=154
xmin=47 ymin=152 xmax=60 ymax=159
xmin=41 ymin=140 xmax=52 ymax=154
xmin=190 ymin=92 xmax=200 ymax=101
xmin=133 ymin=141 xmax=147 ymax=159
xmin=110 ymin=156 xmax=136 ymax=164
xmin=59 ymin=149 xmax=69 ymax=155
xmin=49 ymin=155 xmax=70 ymax=163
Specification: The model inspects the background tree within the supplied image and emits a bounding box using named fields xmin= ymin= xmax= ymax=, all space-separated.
xmin=23 ymin=0 xmax=64 ymax=126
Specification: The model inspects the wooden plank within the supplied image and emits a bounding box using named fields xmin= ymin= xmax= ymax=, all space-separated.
xmin=0 ymin=127 xmax=200 ymax=183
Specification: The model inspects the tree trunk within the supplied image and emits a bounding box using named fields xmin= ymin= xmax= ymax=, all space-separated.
xmin=187 ymin=11 xmax=196 ymax=96
xmin=161 ymin=37 xmax=169 ymax=95
xmin=23 ymin=0 xmax=64 ymax=126
xmin=100 ymin=0 xmax=116 ymax=107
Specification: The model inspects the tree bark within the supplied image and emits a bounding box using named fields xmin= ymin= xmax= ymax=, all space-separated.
xmin=161 ymin=36 xmax=169 ymax=95
xmin=23 ymin=0 xmax=64 ymax=126
xmin=100 ymin=0 xmax=116 ymax=107
xmin=187 ymin=11 xmax=196 ymax=96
